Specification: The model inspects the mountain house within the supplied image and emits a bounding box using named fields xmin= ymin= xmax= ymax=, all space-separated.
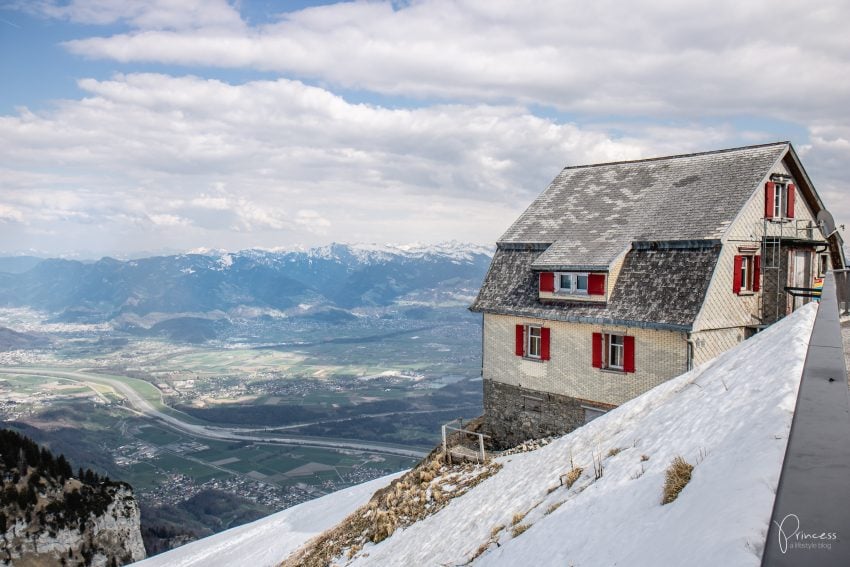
xmin=470 ymin=141 xmax=846 ymax=448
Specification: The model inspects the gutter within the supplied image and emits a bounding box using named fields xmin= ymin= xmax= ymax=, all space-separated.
xmin=685 ymin=332 xmax=695 ymax=371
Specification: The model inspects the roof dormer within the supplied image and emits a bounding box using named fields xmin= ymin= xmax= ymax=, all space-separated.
xmin=538 ymin=270 xmax=608 ymax=303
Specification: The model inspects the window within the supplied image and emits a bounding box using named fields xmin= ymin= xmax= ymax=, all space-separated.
xmin=773 ymin=183 xmax=786 ymax=219
xmin=557 ymin=273 xmax=588 ymax=294
xmin=527 ymin=326 xmax=542 ymax=359
xmin=515 ymin=324 xmax=550 ymax=360
xmin=592 ymin=332 xmax=635 ymax=372
xmin=606 ymin=334 xmax=624 ymax=370
xmin=733 ymin=254 xmax=760 ymax=294
xmin=765 ymin=181 xmax=796 ymax=220
xmin=540 ymin=271 xmax=605 ymax=296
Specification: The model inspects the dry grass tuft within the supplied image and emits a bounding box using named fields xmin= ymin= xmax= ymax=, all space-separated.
xmin=511 ymin=511 xmax=527 ymax=526
xmin=607 ymin=447 xmax=623 ymax=458
xmin=564 ymin=466 xmax=583 ymax=488
xmin=512 ymin=523 xmax=530 ymax=538
xmin=640 ymin=454 xmax=650 ymax=462
xmin=661 ymin=456 xmax=694 ymax=505
xmin=545 ymin=501 xmax=564 ymax=515
xmin=490 ymin=524 xmax=505 ymax=538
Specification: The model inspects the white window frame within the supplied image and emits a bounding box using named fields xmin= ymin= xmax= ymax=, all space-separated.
xmin=605 ymin=333 xmax=624 ymax=371
xmin=772 ymin=183 xmax=787 ymax=219
xmin=555 ymin=272 xmax=589 ymax=295
xmin=526 ymin=325 xmax=542 ymax=359
xmin=740 ymin=254 xmax=755 ymax=292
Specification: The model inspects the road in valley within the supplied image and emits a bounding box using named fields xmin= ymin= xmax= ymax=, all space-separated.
xmin=4 ymin=367 xmax=429 ymax=459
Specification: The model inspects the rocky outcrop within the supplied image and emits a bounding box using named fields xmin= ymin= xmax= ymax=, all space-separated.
xmin=0 ymin=429 xmax=145 ymax=566
xmin=1 ymin=483 xmax=145 ymax=567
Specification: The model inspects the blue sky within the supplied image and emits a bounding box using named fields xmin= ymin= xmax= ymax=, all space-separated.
xmin=1 ymin=0 xmax=848 ymax=257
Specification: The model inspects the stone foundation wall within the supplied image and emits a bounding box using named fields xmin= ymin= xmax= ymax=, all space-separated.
xmin=483 ymin=379 xmax=612 ymax=449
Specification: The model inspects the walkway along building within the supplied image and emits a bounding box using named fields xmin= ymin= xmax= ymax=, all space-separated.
xmin=470 ymin=142 xmax=846 ymax=448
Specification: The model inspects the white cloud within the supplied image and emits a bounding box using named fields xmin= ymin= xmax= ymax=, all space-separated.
xmin=24 ymin=0 xmax=243 ymax=30
xmin=57 ymin=0 xmax=850 ymax=120
xmin=3 ymin=0 xmax=850 ymax=254
xmin=0 ymin=204 xmax=25 ymax=223
xmin=0 ymin=73 xmax=671 ymax=254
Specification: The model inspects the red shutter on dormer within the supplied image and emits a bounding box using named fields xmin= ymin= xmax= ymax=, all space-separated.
xmin=588 ymin=273 xmax=606 ymax=296
xmin=786 ymin=183 xmax=796 ymax=218
xmin=765 ymin=182 xmax=775 ymax=218
xmin=539 ymin=272 xmax=555 ymax=293
xmin=541 ymin=327 xmax=551 ymax=360
xmin=733 ymin=255 xmax=743 ymax=294
xmin=515 ymin=324 xmax=524 ymax=356
xmin=623 ymin=336 xmax=635 ymax=373
xmin=753 ymin=255 xmax=761 ymax=292
xmin=592 ymin=332 xmax=602 ymax=368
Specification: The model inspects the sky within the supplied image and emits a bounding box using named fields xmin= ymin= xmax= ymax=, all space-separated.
xmin=1 ymin=0 xmax=848 ymax=258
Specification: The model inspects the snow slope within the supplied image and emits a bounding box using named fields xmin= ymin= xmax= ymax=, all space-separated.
xmin=341 ymin=303 xmax=817 ymax=566
xmin=132 ymin=472 xmax=403 ymax=567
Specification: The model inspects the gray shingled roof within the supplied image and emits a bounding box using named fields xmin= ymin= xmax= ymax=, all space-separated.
xmin=499 ymin=142 xmax=788 ymax=268
xmin=470 ymin=244 xmax=721 ymax=330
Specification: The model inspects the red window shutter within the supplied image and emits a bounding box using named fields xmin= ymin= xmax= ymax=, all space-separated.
xmin=592 ymin=332 xmax=602 ymax=368
xmin=515 ymin=324 xmax=524 ymax=356
xmin=753 ymin=255 xmax=761 ymax=292
xmin=588 ymin=273 xmax=606 ymax=295
xmin=623 ymin=336 xmax=635 ymax=373
xmin=541 ymin=327 xmax=551 ymax=360
xmin=765 ymin=182 xmax=775 ymax=218
xmin=786 ymin=183 xmax=796 ymax=218
xmin=732 ymin=255 xmax=742 ymax=294
xmin=539 ymin=272 xmax=555 ymax=293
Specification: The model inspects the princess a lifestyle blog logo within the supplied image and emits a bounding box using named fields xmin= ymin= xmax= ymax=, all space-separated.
xmin=774 ymin=514 xmax=839 ymax=554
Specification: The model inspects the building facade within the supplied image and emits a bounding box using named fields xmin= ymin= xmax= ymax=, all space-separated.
xmin=470 ymin=142 xmax=845 ymax=448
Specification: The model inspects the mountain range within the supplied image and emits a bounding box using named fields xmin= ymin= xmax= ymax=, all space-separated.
xmin=0 ymin=243 xmax=492 ymax=326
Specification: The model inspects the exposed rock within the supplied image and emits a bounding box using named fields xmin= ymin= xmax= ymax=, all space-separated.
xmin=0 ymin=429 xmax=145 ymax=566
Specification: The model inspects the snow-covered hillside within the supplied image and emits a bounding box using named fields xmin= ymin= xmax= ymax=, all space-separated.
xmin=132 ymin=473 xmax=403 ymax=567
xmin=135 ymin=303 xmax=817 ymax=567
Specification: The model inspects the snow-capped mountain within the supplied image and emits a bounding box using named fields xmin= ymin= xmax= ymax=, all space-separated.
xmin=133 ymin=302 xmax=817 ymax=567
xmin=0 ymin=243 xmax=492 ymax=325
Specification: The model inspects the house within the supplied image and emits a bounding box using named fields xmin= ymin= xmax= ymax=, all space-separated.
xmin=470 ymin=142 xmax=846 ymax=448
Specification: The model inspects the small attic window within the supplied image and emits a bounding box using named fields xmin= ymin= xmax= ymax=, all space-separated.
xmin=539 ymin=271 xmax=606 ymax=297
xmin=557 ymin=272 xmax=588 ymax=294
xmin=765 ymin=180 xmax=796 ymax=220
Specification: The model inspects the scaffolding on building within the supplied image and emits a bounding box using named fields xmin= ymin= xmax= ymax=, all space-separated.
xmin=759 ymin=216 xmax=825 ymax=324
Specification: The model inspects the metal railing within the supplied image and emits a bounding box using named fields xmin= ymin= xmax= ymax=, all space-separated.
xmin=761 ymin=272 xmax=850 ymax=566
xmin=441 ymin=418 xmax=489 ymax=465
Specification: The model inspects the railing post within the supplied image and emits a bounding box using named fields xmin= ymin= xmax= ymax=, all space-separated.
xmin=441 ymin=424 xmax=448 ymax=464
xmin=478 ymin=433 xmax=486 ymax=463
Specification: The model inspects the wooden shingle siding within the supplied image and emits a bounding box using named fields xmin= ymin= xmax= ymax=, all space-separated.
xmin=692 ymin=159 xmax=826 ymax=334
